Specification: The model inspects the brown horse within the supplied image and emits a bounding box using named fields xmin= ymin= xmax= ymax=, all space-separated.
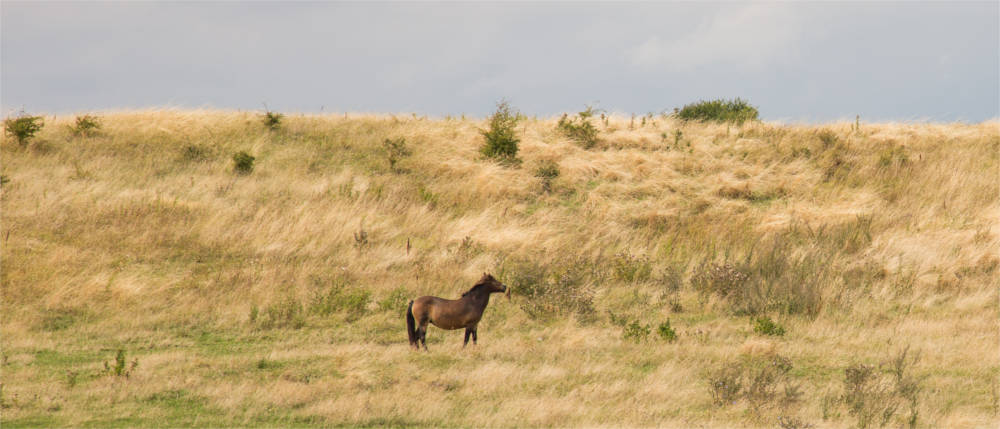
xmin=406 ymin=273 xmax=509 ymax=350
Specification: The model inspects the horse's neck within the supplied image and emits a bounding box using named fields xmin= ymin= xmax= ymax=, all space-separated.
xmin=466 ymin=292 xmax=490 ymax=309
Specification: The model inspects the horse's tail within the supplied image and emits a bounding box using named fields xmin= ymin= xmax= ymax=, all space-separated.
xmin=406 ymin=300 xmax=416 ymax=347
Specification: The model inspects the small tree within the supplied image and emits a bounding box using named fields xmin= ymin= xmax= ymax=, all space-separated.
xmin=261 ymin=110 xmax=284 ymax=131
xmin=557 ymin=106 xmax=599 ymax=149
xmin=71 ymin=114 xmax=102 ymax=136
xmin=4 ymin=113 xmax=44 ymax=147
xmin=383 ymin=137 xmax=411 ymax=172
xmin=534 ymin=160 xmax=560 ymax=193
xmin=480 ymin=100 xmax=521 ymax=164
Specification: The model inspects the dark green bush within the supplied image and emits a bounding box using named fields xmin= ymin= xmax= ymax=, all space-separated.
xmin=4 ymin=113 xmax=44 ymax=147
xmin=676 ymin=98 xmax=758 ymax=124
xmin=657 ymin=319 xmax=678 ymax=342
xmin=557 ymin=106 xmax=599 ymax=149
xmin=262 ymin=110 xmax=284 ymax=131
xmin=480 ymin=100 xmax=521 ymax=163
xmin=623 ymin=320 xmax=651 ymax=342
xmin=232 ymin=151 xmax=255 ymax=175
xmin=71 ymin=114 xmax=102 ymax=136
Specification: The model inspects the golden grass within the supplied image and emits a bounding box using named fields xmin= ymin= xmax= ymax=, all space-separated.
xmin=1 ymin=110 xmax=998 ymax=427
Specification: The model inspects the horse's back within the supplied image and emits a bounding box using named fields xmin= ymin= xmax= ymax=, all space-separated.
xmin=411 ymin=295 xmax=474 ymax=330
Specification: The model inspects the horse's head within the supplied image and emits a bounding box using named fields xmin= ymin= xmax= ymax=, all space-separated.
xmin=470 ymin=273 xmax=510 ymax=300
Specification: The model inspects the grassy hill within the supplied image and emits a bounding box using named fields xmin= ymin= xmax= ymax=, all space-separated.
xmin=2 ymin=110 xmax=997 ymax=427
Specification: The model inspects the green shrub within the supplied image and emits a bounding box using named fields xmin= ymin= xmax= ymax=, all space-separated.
xmin=71 ymin=114 xmax=102 ymax=136
xmin=261 ymin=110 xmax=284 ymax=131
xmin=480 ymin=100 xmax=521 ymax=163
xmin=657 ymin=319 xmax=677 ymax=342
xmin=232 ymin=151 xmax=255 ymax=175
xmin=4 ymin=113 xmax=44 ymax=147
xmin=557 ymin=106 xmax=599 ymax=149
xmin=383 ymin=137 xmax=411 ymax=172
xmin=623 ymin=320 xmax=651 ymax=342
xmin=753 ymin=316 xmax=786 ymax=336
xmin=534 ymin=160 xmax=560 ymax=193
xmin=676 ymin=98 xmax=758 ymax=124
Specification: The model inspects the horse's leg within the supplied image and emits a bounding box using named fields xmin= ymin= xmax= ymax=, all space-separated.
xmin=417 ymin=315 xmax=430 ymax=351
xmin=463 ymin=328 xmax=472 ymax=348
xmin=472 ymin=328 xmax=478 ymax=345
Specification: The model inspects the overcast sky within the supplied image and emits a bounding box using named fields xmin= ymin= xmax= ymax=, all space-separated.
xmin=2 ymin=1 xmax=998 ymax=122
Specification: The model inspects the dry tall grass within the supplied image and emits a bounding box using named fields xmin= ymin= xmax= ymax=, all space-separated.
xmin=2 ymin=110 xmax=998 ymax=427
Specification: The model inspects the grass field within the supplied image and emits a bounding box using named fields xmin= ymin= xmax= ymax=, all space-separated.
xmin=2 ymin=110 xmax=998 ymax=428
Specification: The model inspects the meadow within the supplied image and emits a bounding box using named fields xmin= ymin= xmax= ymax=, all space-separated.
xmin=1 ymin=110 xmax=997 ymax=428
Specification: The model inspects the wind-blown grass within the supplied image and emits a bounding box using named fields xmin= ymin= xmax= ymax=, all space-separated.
xmin=1 ymin=110 xmax=997 ymax=427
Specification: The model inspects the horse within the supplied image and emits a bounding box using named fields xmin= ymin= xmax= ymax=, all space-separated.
xmin=406 ymin=273 xmax=510 ymax=350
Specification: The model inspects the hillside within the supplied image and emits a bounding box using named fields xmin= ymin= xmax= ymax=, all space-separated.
xmin=2 ymin=111 xmax=998 ymax=428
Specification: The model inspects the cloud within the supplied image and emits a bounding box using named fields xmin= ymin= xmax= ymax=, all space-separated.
xmin=627 ymin=4 xmax=804 ymax=71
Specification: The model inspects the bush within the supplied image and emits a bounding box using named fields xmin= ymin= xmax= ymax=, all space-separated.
xmin=557 ymin=106 xmax=599 ymax=149
xmin=232 ymin=151 xmax=255 ymax=175
xmin=676 ymin=98 xmax=759 ymax=124
xmin=4 ymin=113 xmax=44 ymax=147
xmin=623 ymin=320 xmax=651 ymax=342
xmin=657 ymin=319 xmax=677 ymax=342
xmin=480 ymin=100 xmax=521 ymax=163
xmin=753 ymin=316 xmax=786 ymax=336
xmin=262 ymin=110 xmax=284 ymax=131
xmin=71 ymin=114 xmax=102 ymax=136
xmin=534 ymin=160 xmax=560 ymax=193
xmin=383 ymin=137 xmax=411 ymax=172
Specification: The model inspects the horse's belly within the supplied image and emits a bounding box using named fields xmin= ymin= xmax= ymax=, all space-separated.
xmin=430 ymin=319 xmax=465 ymax=330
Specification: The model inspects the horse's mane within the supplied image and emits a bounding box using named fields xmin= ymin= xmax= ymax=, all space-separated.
xmin=461 ymin=275 xmax=494 ymax=297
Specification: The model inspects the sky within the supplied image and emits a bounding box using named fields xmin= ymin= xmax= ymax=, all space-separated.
xmin=2 ymin=1 xmax=998 ymax=122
